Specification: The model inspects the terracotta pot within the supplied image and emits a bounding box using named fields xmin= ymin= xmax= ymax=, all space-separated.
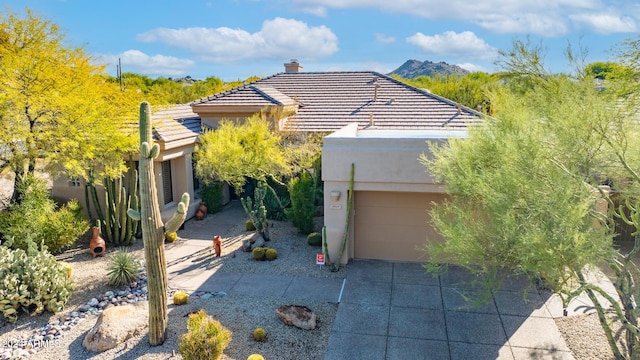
xmin=89 ymin=226 xmax=106 ymax=258
xmin=199 ymin=202 xmax=207 ymax=214
xmin=213 ymin=235 xmax=222 ymax=257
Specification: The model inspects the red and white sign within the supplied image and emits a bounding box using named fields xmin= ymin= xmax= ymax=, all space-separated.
xmin=316 ymin=253 xmax=325 ymax=265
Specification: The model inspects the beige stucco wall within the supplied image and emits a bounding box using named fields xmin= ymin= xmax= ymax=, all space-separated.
xmin=322 ymin=123 xmax=467 ymax=264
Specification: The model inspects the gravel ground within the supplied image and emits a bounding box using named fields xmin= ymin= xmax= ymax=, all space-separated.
xmin=0 ymin=206 xmax=342 ymax=360
xmin=555 ymin=312 xmax=618 ymax=360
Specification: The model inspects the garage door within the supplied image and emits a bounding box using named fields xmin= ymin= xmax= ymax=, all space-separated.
xmin=354 ymin=191 xmax=446 ymax=262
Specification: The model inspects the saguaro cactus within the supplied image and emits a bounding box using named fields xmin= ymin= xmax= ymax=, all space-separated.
xmin=127 ymin=101 xmax=190 ymax=346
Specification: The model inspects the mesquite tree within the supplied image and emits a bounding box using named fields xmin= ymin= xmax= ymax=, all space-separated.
xmin=127 ymin=102 xmax=190 ymax=345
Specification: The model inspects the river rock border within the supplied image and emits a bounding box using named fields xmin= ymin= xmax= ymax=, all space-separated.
xmin=0 ymin=267 xmax=224 ymax=360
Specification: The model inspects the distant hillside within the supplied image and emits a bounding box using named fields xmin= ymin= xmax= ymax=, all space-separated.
xmin=388 ymin=60 xmax=469 ymax=79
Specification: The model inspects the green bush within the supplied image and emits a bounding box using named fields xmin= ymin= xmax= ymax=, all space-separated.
xmin=262 ymin=177 xmax=290 ymax=221
xmin=0 ymin=175 xmax=89 ymax=253
xmin=179 ymin=309 xmax=232 ymax=360
xmin=201 ymin=182 xmax=224 ymax=214
xmin=286 ymin=170 xmax=316 ymax=234
xmin=307 ymin=232 xmax=322 ymax=247
xmin=107 ymin=249 xmax=140 ymax=286
xmin=0 ymin=245 xmax=73 ymax=323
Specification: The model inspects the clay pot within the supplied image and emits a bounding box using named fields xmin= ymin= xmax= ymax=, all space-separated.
xmin=195 ymin=209 xmax=205 ymax=220
xmin=199 ymin=202 xmax=207 ymax=215
xmin=90 ymin=226 xmax=106 ymax=258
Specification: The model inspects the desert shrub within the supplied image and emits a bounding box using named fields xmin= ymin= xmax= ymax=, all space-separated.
xmin=286 ymin=170 xmax=316 ymax=234
xmin=307 ymin=232 xmax=322 ymax=246
xmin=0 ymin=175 xmax=89 ymax=253
xmin=0 ymin=245 xmax=73 ymax=323
xmin=179 ymin=309 xmax=232 ymax=360
xmin=107 ymin=248 xmax=140 ymax=286
xmin=200 ymin=181 xmax=224 ymax=214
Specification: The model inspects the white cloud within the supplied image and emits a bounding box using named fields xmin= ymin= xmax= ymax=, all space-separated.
xmin=99 ymin=50 xmax=196 ymax=77
xmin=475 ymin=13 xmax=569 ymax=37
xmin=457 ymin=62 xmax=488 ymax=73
xmin=287 ymin=0 xmax=636 ymax=37
xmin=375 ymin=33 xmax=396 ymax=43
xmin=136 ymin=17 xmax=338 ymax=64
xmin=570 ymin=13 xmax=637 ymax=34
xmin=406 ymin=31 xmax=498 ymax=61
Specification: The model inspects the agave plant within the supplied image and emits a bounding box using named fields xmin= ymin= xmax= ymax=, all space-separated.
xmin=106 ymin=248 xmax=140 ymax=286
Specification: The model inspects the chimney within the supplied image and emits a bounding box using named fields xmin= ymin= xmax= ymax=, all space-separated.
xmin=284 ymin=59 xmax=302 ymax=73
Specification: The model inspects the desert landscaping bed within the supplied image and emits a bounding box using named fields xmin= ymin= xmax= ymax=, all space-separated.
xmin=0 ymin=207 xmax=342 ymax=360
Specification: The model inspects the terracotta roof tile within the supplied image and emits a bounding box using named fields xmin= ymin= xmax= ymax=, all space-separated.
xmin=191 ymin=71 xmax=483 ymax=131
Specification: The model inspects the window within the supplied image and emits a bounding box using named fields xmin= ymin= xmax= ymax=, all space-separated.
xmin=162 ymin=160 xmax=173 ymax=204
xmin=69 ymin=177 xmax=81 ymax=187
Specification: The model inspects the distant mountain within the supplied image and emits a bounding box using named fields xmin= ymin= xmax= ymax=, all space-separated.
xmin=388 ymin=60 xmax=469 ymax=79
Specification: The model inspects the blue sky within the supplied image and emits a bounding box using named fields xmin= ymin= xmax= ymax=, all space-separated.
xmin=5 ymin=1 xmax=640 ymax=81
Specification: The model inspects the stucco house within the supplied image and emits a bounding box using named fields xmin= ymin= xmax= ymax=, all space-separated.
xmin=51 ymin=104 xmax=204 ymax=221
xmin=52 ymin=60 xmax=483 ymax=263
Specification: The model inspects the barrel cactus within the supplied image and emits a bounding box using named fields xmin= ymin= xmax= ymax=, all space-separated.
xmin=173 ymin=291 xmax=189 ymax=305
xmin=265 ymin=248 xmax=278 ymax=261
xmin=253 ymin=327 xmax=266 ymax=341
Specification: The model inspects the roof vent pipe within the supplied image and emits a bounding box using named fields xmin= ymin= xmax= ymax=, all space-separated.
xmin=284 ymin=59 xmax=303 ymax=73
xmin=369 ymin=112 xmax=374 ymax=127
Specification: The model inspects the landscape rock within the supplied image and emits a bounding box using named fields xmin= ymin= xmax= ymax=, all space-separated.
xmin=276 ymin=305 xmax=317 ymax=330
xmin=242 ymin=239 xmax=252 ymax=252
xmin=82 ymin=301 xmax=149 ymax=352
xmin=251 ymin=233 xmax=266 ymax=249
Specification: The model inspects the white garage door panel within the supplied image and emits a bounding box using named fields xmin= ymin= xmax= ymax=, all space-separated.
xmin=354 ymin=191 xmax=446 ymax=262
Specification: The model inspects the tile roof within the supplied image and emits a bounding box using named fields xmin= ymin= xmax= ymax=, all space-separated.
xmin=191 ymin=71 xmax=484 ymax=132
xmin=151 ymin=104 xmax=202 ymax=143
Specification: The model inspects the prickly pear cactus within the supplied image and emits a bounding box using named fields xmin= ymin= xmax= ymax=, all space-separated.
xmin=127 ymin=101 xmax=190 ymax=346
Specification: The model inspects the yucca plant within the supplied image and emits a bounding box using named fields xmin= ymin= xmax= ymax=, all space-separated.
xmin=106 ymin=248 xmax=140 ymax=286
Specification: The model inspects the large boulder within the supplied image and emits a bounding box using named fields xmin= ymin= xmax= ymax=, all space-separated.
xmin=82 ymin=302 xmax=149 ymax=352
xmin=276 ymin=305 xmax=317 ymax=330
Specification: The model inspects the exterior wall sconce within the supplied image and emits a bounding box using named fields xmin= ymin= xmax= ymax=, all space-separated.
xmin=330 ymin=190 xmax=341 ymax=202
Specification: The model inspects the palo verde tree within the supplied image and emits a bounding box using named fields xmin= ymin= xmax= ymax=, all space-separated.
xmin=0 ymin=8 xmax=139 ymax=203
xmin=422 ymin=39 xmax=640 ymax=359
xmin=193 ymin=114 xmax=291 ymax=192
